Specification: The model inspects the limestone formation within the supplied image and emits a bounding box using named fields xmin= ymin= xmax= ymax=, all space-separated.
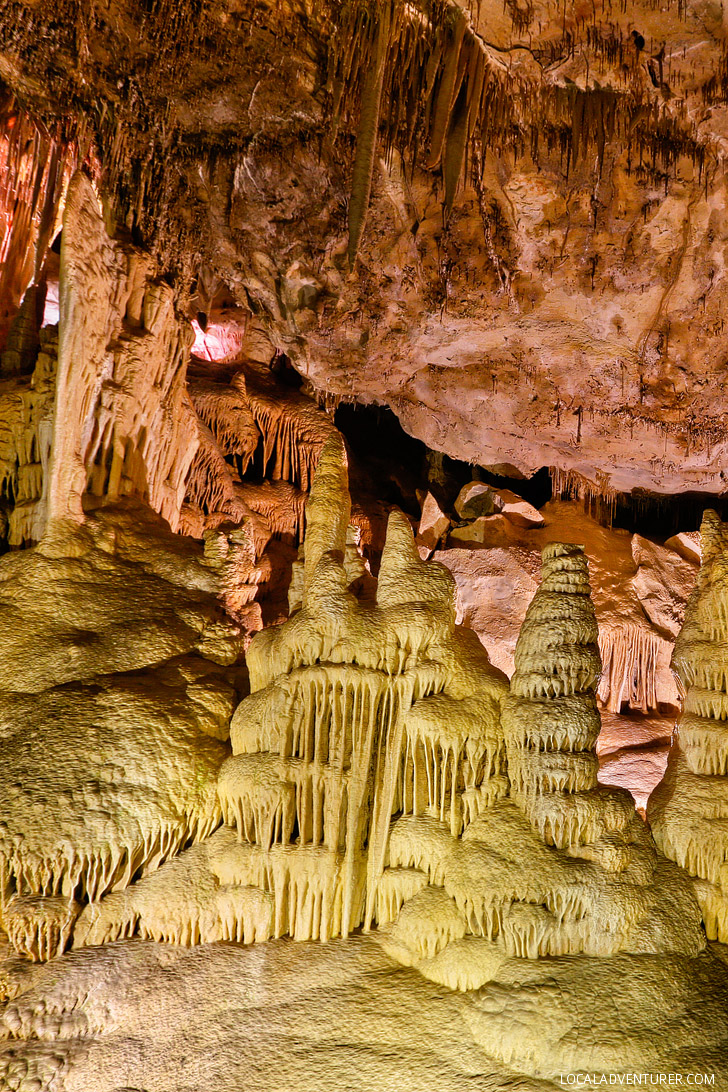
xmin=436 ymin=499 xmax=693 ymax=786
xmin=379 ymin=542 xmax=702 ymax=973
xmin=218 ymin=434 xmax=509 ymax=943
xmin=183 ymin=360 xmax=337 ymax=545
xmin=0 ymin=501 xmax=247 ymax=960
xmin=494 ymin=489 xmax=544 ymax=529
xmin=505 ymin=544 xmax=611 ymax=844
xmin=73 ymin=828 xmax=273 ymax=950
xmin=50 ymin=173 xmax=198 ymax=533
xmin=0 ymin=92 xmax=71 ymax=352
xmin=3 ymin=2 xmax=728 ymax=1085
xmin=649 ymin=510 xmax=728 ymax=942
xmin=212 ymin=445 xmax=702 ymax=981
xmin=416 ymin=491 xmax=450 ymax=557
xmin=454 ymin=481 xmax=498 ymax=520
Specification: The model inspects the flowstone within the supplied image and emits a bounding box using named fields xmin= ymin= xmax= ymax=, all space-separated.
xmin=0 ymin=439 xmax=727 ymax=1089
xmin=0 ymin=501 xmax=246 ymax=960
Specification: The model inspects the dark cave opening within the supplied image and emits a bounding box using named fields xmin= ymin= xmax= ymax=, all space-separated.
xmin=333 ymin=401 xmax=552 ymax=520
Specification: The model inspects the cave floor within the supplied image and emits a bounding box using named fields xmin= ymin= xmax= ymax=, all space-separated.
xmin=2 ymin=931 xmax=728 ymax=1092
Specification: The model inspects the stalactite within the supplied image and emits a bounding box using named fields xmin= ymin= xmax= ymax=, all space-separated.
xmin=189 ymin=372 xmax=260 ymax=474
xmin=2 ymin=895 xmax=80 ymax=962
xmin=236 ymin=479 xmax=307 ymax=543
xmin=72 ymin=830 xmax=273 ymax=950
xmin=328 ymin=0 xmax=702 ymax=239
xmin=388 ymin=885 xmax=467 ymax=959
xmin=373 ymin=866 xmax=428 ymax=926
xmin=244 ymin=367 xmax=339 ymax=492
xmin=346 ymin=0 xmax=396 ymax=267
xmin=44 ymin=172 xmax=199 ymax=538
xmin=549 ymin=467 xmax=617 ymax=526
xmin=0 ymin=89 xmax=74 ymax=353
xmin=597 ymin=624 xmax=663 ymax=714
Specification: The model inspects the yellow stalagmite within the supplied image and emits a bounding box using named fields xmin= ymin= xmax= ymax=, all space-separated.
xmin=218 ymin=436 xmax=510 ymax=943
xmin=504 ymin=543 xmax=627 ymax=849
xmin=218 ymin=457 xmax=701 ymax=983
xmin=649 ymin=509 xmax=728 ymax=941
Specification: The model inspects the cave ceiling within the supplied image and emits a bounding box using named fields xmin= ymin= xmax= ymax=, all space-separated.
xmin=3 ymin=0 xmax=728 ymax=497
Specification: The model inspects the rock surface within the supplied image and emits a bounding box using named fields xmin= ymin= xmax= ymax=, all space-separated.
xmin=0 ymin=934 xmax=726 ymax=1091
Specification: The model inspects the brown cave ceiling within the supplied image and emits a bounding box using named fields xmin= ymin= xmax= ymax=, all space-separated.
xmin=3 ymin=0 xmax=728 ymax=503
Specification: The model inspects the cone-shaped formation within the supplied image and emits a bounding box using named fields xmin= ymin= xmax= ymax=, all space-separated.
xmin=504 ymin=543 xmax=619 ymax=848
xmin=218 ymin=441 xmax=509 ymax=944
xmin=302 ymin=433 xmax=351 ymax=600
xmin=649 ymin=510 xmax=728 ymax=942
xmin=430 ymin=541 xmax=707 ymax=967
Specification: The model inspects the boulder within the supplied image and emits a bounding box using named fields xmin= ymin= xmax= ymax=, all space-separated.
xmin=453 ymin=481 xmax=498 ymax=520
xmin=631 ymin=534 xmax=697 ymax=640
xmin=665 ymin=531 xmax=702 ymax=565
xmin=447 ymin=517 xmax=491 ymax=547
xmin=493 ymin=488 xmax=544 ymax=528
xmin=416 ymin=492 xmax=450 ymax=557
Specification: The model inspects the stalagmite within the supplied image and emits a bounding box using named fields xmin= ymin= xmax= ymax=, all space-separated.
xmin=211 ymin=456 xmax=701 ymax=981
xmin=504 ymin=544 xmax=609 ymax=848
xmin=649 ymin=510 xmax=728 ymax=942
xmin=218 ymin=436 xmax=509 ymax=944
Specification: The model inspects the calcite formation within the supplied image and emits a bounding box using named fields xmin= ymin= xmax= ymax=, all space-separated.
xmin=380 ymin=542 xmax=701 ymax=975
xmin=3 ymin=1 xmax=728 ymax=1086
xmin=73 ymin=828 xmax=273 ymax=950
xmin=51 ymin=172 xmax=199 ymax=533
xmin=0 ymin=440 xmax=702 ymax=987
xmin=8 ymin=1 xmax=728 ymax=505
xmin=183 ymin=358 xmax=337 ymax=543
xmin=218 ymin=433 xmax=509 ymax=943
xmin=436 ymin=499 xmax=693 ymax=717
xmin=0 ymin=91 xmax=71 ymax=350
xmin=649 ymin=510 xmax=728 ymax=942
xmin=0 ymin=500 xmax=250 ymax=961
xmin=0 ymin=423 xmax=724 ymax=1089
xmin=210 ymin=440 xmax=701 ymax=982
xmin=504 ymin=543 xmax=607 ymax=845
